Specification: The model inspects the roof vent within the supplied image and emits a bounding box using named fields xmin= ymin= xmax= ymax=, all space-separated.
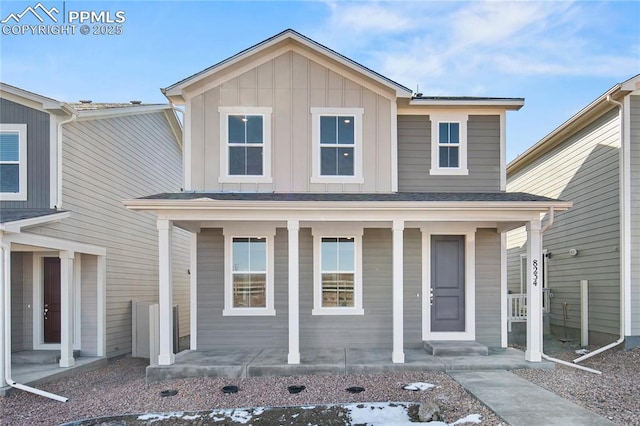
xmin=130 ymin=100 xmax=142 ymax=105
xmin=79 ymin=99 xmax=92 ymax=104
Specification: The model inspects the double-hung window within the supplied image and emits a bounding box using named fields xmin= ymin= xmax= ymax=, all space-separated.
xmin=223 ymin=226 xmax=276 ymax=316
xmin=219 ymin=107 xmax=272 ymax=183
xmin=0 ymin=124 xmax=27 ymax=201
xmin=312 ymin=225 xmax=364 ymax=315
xmin=311 ymin=108 xmax=364 ymax=183
xmin=430 ymin=113 xmax=468 ymax=175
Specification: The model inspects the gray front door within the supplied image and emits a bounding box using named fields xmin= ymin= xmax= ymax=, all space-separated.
xmin=431 ymin=235 xmax=465 ymax=332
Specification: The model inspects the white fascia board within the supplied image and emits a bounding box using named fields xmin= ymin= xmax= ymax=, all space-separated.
xmin=0 ymin=212 xmax=71 ymax=233
xmin=0 ymin=83 xmax=68 ymax=114
xmin=409 ymin=99 xmax=524 ymax=110
xmin=164 ymin=31 xmax=412 ymax=100
xmin=3 ymin=230 xmax=106 ymax=255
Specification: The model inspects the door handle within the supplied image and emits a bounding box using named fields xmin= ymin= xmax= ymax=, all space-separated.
xmin=430 ymin=289 xmax=434 ymax=306
xmin=43 ymin=308 xmax=49 ymax=319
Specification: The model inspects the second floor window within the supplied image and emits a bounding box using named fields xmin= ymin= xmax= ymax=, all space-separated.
xmin=228 ymin=115 xmax=263 ymax=175
xmin=430 ymin=113 xmax=469 ymax=176
xmin=0 ymin=124 xmax=27 ymax=201
xmin=218 ymin=107 xmax=272 ymax=184
xmin=311 ymin=107 xmax=364 ymax=184
xmin=320 ymin=116 xmax=354 ymax=176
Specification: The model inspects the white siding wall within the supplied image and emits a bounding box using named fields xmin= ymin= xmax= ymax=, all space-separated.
xmin=507 ymin=108 xmax=621 ymax=336
xmin=189 ymin=50 xmax=394 ymax=193
xmin=28 ymin=111 xmax=189 ymax=357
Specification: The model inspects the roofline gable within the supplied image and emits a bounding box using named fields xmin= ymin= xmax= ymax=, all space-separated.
xmin=162 ymin=29 xmax=413 ymax=103
xmin=0 ymin=82 xmax=73 ymax=115
xmin=508 ymin=73 xmax=640 ymax=176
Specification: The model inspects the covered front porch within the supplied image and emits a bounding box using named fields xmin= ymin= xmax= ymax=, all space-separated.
xmin=124 ymin=192 xmax=571 ymax=375
xmin=146 ymin=344 xmax=554 ymax=383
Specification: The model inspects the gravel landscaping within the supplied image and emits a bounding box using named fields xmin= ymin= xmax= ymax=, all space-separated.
xmin=1 ymin=346 xmax=638 ymax=425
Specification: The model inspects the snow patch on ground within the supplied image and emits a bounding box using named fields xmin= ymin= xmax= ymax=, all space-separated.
xmin=402 ymin=382 xmax=436 ymax=391
xmin=137 ymin=412 xmax=188 ymax=421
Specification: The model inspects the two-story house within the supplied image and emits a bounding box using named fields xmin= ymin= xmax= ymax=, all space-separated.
xmin=0 ymin=83 xmax=190 ymax=395
xmin=125 ymin=29 xmax=571 ymax=375
xmin=507 ymin=74 xmax=640 ymax=353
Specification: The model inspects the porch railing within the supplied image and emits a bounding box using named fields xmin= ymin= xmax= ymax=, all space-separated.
xmin=507 ymin=293 xmax=527 ymax=332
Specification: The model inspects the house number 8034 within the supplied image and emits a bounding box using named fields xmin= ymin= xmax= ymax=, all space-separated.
xmin=532 ymin=259 xmax=539 ymax=286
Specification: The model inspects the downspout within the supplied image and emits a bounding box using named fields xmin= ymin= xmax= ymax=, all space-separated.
xmin=56 ymin=111 xmax=77 ymax=209
xmin=573 ymin=95 xmax=626 ymax=364
xmin=1 ymin=241 xmax=68 ymax=402
xmin=536 ymin=208 xmax=602 ymax=374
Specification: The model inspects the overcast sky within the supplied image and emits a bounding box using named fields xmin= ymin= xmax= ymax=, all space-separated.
xmin=1 ymin=0 xmax=639 ymax=161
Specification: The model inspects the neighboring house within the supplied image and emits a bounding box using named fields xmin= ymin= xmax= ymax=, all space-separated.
xmin=0 ymin=83 xmax=190 ymax=388
xmin=507 ymin=74 xmax=640 ymax=349
xmin=124 ymin=29 xmax=570 ymax=369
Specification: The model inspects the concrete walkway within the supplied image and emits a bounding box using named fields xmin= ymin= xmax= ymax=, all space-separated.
xmin=450 ymin=371 xmax=616 ymax=426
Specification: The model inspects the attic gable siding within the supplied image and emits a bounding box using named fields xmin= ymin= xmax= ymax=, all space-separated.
xmin=507 ymin=108 xmax=621 ymax=336
xmin=630 ymin=95 xmax=640 ymax=335
xmin=189 ymin=50 xmax=393 ymax=193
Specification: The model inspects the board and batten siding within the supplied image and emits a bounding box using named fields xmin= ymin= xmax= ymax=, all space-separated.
xmin=0 ymin=98 xmax=50 ymax=209
xmin=26 ymin=111 xmax=189 ymax=357
xmin=189 ymin=50 xmax=394 ymax=193
xmin=507 ymin=108 xmax=621 ymax=336
xmin=397 ymin=115 xmax=501 ymax=192
xmin=630 ymin=95 xmax=640 ymax=337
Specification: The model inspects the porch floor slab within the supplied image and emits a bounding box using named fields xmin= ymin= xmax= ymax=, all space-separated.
xmin=424 ymin=340 xmax=489 ymax=356
xmin=1 ymin=356 xmax=107 ymax=396
xmin=145 ymin=347 xmax=554 ymax=383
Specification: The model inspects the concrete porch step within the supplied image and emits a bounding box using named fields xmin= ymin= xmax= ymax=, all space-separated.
xmin=12 ymin=350 xmax=81 ymax=365
xmin=424 ymin=341 xmax=489 ymax=356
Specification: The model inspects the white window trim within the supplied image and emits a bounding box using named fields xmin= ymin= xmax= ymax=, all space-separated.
xmin=218 ymin=106 xmax=273 ymax=184
xmin=0 ymin=123 xmax=27 ymax=201
xmin=312 ymin=224 xmax=364 ymax=315
xmin=223 ymin=224 xmax=276 ymax=316
xmin=310 ymin=107 xmax=364 ymax=184
xmin=429 ymin=113 xmax=469 ymax=176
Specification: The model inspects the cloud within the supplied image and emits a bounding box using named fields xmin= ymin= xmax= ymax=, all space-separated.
xmin=313 ymin=1 xmax=639 ymax=94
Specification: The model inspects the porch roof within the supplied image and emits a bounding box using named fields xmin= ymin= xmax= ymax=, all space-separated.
xmin=0 ymin=209 xmax=70 ymax=232
xmin=136 ymin=191 xmax=565 ymax=204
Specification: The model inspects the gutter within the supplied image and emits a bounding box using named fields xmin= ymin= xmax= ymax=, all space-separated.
xmin=537 ymin=208 xmax=602 ymax=374
xmin=56 ymin=111 xmax=77 ymax=209
xmin=573 ymin=95 xmax=626 ymax=364
xmin=1 ymin=241 xmax=68 ymax=402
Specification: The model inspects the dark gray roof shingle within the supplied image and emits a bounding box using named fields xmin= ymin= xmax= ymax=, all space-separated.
xmin=0 ymin=209 xmax=65 ymax=224
xmin=137 ymin=192 xmax=563 ymax=203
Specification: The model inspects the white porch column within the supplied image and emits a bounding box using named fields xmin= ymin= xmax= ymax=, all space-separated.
xmin=287 ymin=220 xmax=300 ymax=364
xmin=0 ymin=240 xmax=9 ymax=386
xmin=525 ymin=219 xmax=543 ymax=362
xmin=392 ymin=220 xmax=405 ymax=363
xmin=59 ymin=250 xmax=75 ymax=367
xmin=157 ymin=219 xmax=174 ymax=365
xmin=189 ymin=232 xmax=198 ymax=351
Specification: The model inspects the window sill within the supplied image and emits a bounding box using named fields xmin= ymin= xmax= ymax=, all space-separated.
xmin=223 ymin=308 xmax=276 ymax=317
xmin=218 ymin=176 xmax=273 ymax=184
xmin=0 ymin=192 xmax=27 ymax=201
xmin=429 ymin=168 xmax=469 ymax=176
xmin=312 ymin=308 xmax=364 ymax=316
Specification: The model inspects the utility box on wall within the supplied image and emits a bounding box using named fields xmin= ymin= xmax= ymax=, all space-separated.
xmin=132 ymin=301 xmax=180 ymax=364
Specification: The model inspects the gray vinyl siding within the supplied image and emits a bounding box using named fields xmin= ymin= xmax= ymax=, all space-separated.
xmin=11 ymin=253 xmax=24 ymax=352
xmin=475 ymin=229 xmax=502 ymax=347
xmin=26 ymin=111 xmax=189 ymax=357
xmin=403 ymin=228 xmax=423 ymax=347
xmin=196 ymin=228 xmax=289 ymax=349
xmin=507 ymin=108 xmax=621 ymax=336
xmin=630 ymin=95 xmax=640 ymax=336
xmin=0 ymin=98 xmax=50 ymax=209
xmin=398 ymin=115 xmax=501 ymax=192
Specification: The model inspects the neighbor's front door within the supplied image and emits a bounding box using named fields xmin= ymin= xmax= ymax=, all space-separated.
xmin=430 ymin=235 xmax=465 ymax=332
xmin=43 ymin=257 xmax=61 ymax=343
